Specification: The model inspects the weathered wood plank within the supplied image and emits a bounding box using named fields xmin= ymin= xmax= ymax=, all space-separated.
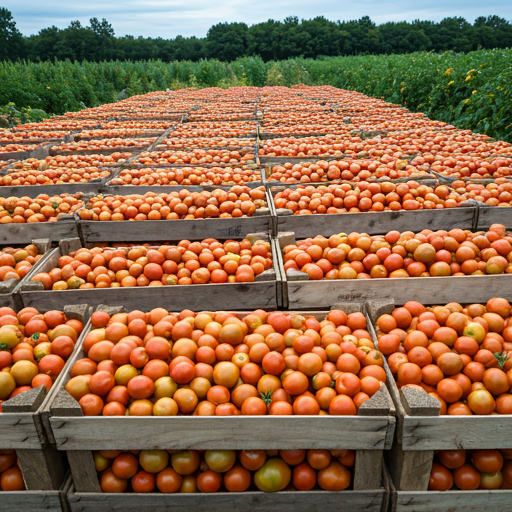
xmin=79 ymin=216 xmax=271 ymax=243
xmin=0 ymin=412 xmax=44 ymax=449
xmin=402 ymin=415 xmax=512 ymax=450
xmin=0 ymin=182 xmax=104 ymax=198
xmin=21 ymin=280 xmax=278 ymax=311
xmin=49 ymin=416 xmax=391 ymax=450
xmin=0 ymin=491 xmax=63 ymax=512
xmin=67 ymin=489 xmax=386 ymax=512
xmin=0 ymin=221 xmax=78 ymax=245
xmin=277 ymin=207 xmax=477 ymax=237
xmin=394 ymin=490 xmax=512 ymax=512
xmin=477 ymin=206 xmax=512 ymax=230
xmin=16 ymin=447 xmax=66 ymax=491
xmin=285 ymin=274 xmax=512 ymax=309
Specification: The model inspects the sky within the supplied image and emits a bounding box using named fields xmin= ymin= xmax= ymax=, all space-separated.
xmin=8 ymin=0 xmax=512 ymax=38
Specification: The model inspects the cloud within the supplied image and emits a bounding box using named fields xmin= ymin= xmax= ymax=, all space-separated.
xmin=6 ymin=0 xmax=512 ymax=37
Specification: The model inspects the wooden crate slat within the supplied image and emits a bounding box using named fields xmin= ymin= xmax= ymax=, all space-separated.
xmin=277 ymin=206 xmax=477 ymax=237
xmin=49 ymin=415 xmax=391 ymax=450
xmin=0 ymin=220 xmax=78 ymax=245
xmin=477 ymin=206 xmax=512 ymax=230
xmin=0 ymin=412 xmax=43 ymax=449
xmin=394 ymin=490 xmax=512 ymax=512
xmin=285 ymin=274 xmax=512 ymax=309
xmin=67 ymin=489 xmax=386 ymax=512
xmin=79 ymin=216 xmax=271 ymax=243
xmin=401 ymin=415 xmax=512 ymax=450
xmin=0 ymin=491 xmax=63 ymax=512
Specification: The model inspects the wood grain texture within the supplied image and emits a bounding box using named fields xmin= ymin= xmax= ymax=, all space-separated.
xmin=385 ymin=443 xmax=433 ymax=492
xmin=0 ymin=413 xmax=44 ymax=449
xmin=67 ymin=451 xmax=101 ymax=493
xmin=394 ymin=490 xmax=512 ymax=512
xmin=67 ymin=489 xmax=386 ymax=512
xmin=0 ymin=221 xmax=78 ymax=245
xmin=277 ymin=207 xmax=477 ymax=238
xmin=17 ymin=448 xmax=66 ymax=491
xmin=285 ymin=274 xmax=512 ymax=309
xmin=21 ymin=280 xmax=278 ymax=311
xmin=49 ymin=416 xmax=391 ymax=450
xmin=0 ymin=182 xmax=104 ymax=198
xmin=0 ymin=491 xmax=63 ymax=511
xmin=79 ymin=216 xmax=271 ymax=243
xmin=477 ymin=206 xmax=512 ymax=230
xmin=401 ymin=415 xmax=512 ymax=450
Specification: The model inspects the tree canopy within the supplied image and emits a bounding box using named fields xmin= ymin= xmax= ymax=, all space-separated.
xmin=1 ymin=8 xmax=511 ymax=62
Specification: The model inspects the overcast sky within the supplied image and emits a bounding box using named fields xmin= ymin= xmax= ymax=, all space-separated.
xmin=8 ymin=0 xmax=512 ymax=38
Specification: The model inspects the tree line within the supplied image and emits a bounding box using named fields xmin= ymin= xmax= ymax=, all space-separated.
xmin=1 ymin=8 xmax=512 ymax=62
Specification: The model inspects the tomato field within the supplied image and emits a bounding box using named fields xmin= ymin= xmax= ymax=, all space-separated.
xmin=0 ymin=84 xmax=512 ymax=511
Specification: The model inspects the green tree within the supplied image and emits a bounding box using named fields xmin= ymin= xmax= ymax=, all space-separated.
xmin=0 ymin=8 xmax=25 ymax=60
xmin=206 ymin=22 xmax=248 ymax=61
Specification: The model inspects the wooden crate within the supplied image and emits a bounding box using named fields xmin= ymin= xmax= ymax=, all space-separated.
xmin=269 ymin=183 xmax=477 ymax=238
xmin=48 ymin=305 xmax=395 ymax=497
xmin=0 ymin=304 xmax=91 ymax=492
xmin=64 ymin=466 xmax=391 ymax=512
xmin=19 ymin=235 xmax=281 ymax=311
xmin=367 ymin=299 xmax=512 ymax=496
xmin=277 ymin=233 xmax=512 ymax=309
xmin=77 ymin=188 xmax=277 ymax=243
xmin=0 ymin=239 xmax=52 ymax=310
xmin=0 ymin=178 xmax=111 ymax=199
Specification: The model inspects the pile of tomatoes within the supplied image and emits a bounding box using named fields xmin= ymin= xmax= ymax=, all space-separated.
xmin=66 ymin=308 xmax=386 ymax=417
xmin=0 ymin=144 xmax=38 ymax=153
xmin=172 ymin=122 xmax=257 ymax=138
xmin=273 ymin=182 xmax=466 ymax=214
xmin=375 ymin=298 xmax=512 ymax=415
xmin=109 ymin=166 xmax=261 ymax=187
xmin=78 ymin=187 xmax=267 ymax=221
xmin=96 ymin=448 xmax=354 ymax=494
xmin=0 ymin=244 xmax=43 ymax=281
xmin=267 ymin=158 xmax=428 ymax=183
xmin=451 ymin=180 xmax=512 ymax=206
xmin=0 ymin=194 xmax=83 ymax=223
xmin=283 ymin=223 xmax=512 ymax=280
xmin=135 ymin=149 xmax=255 ymax=166
xmin=0 ymin=307 xmax=84 ymax=408
xmin=0 ymin=452 xmax=24 ymax=491
xmin=56 ymin=138 xmax=156 ymax=151
xmin=161 ymin=137 xmax=256 ymax=149
xmin=32 ymin=238 xmax=272 ymax=290
xmin=0 ymin=167 xmax=110 ymax=187
xmin=429 ymin=449 xmax=512 ymax=490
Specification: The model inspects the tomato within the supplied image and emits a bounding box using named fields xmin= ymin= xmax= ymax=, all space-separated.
xmin=453 ymin=464 xmax=481 ymax=490
xmin=197 ymin=469 xmax=222 ymax=492
xmin=224 ymin=464 xmax=252 ymax=492
xmin=204 ymin=450 xmax=236 ymax=473
xmin=171 ymin=450 xmax=200 ymax=475
xmin=131 ymin=470 xmax=156 ymax=492
xmin=317 ymin=461 xmax=351 ymax=491
xmin=100 ymin=468 xmax=128 ymax=493
xmin=139 ymin=450 xmax=169 ymax=473
xmin=240 ymin=450 xmax=266 ymax=471
xmin=112 ymin=453 xmax=139 ymax=479
xmin=293 ymin=462 xmax=317 ymax=490
xmin=254 ymin=458 xmax=291 ymax=493
xmin=428 ymin=462 xmax=454 ymax=491
xmin=438 ymin=450 xmax=466 ymax=469
xmin=472 ymin=450 xmax=504 ymax=473
xmin=156 ymin=467 xmax=183 ymax=493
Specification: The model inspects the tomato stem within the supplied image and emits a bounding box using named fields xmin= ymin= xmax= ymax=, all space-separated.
xmin=260 ymin=390 xmax=273 ymax=406
xmin=494 ymin=352 xmax=506 ymax=369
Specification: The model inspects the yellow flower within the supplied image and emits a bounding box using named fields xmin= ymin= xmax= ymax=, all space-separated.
xmin=472 ymin=90 xmax=477 ymax=94
xmin=401 ymin=87 xmax=406 ymax=93
xmin=47 ymin=86 xmax=50 ymax=89
xmin=445 ymin=68 xmax=453 ymax=76
xmin=465 ymin=76 xmax=471 ymax=82
xmin=465 ymin=99 xmax=471 ymax=104
xmin=447 ymin=81 xmax=454 ymax=86
xmin=497 ymin=86 xmax=503 ymax=90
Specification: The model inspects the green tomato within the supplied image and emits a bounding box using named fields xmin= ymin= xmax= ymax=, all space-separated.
xmin=254 ymin=458 xmax=291 ymax=492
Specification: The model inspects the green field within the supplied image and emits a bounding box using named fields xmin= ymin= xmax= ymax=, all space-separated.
xmin=1 ymin=49 xmax=511 ymax=141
